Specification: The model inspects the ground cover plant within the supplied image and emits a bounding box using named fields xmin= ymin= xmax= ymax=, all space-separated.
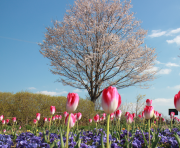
xmin=0 ymin=88 xmax=180 ymax=148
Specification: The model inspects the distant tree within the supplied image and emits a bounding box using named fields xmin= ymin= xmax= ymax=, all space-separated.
xmin=135 ymin=94 xmax=146 ymax=116
xmin=39 ymin=0 xmax=157 ymax=103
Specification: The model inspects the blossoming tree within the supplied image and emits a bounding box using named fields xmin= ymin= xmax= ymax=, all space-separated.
xmin=39 ymin=0 xmax=157 ymax=103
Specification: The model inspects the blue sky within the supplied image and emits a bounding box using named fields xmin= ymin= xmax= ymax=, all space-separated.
xmin=0 ymin=0 xmax=180 ymax=118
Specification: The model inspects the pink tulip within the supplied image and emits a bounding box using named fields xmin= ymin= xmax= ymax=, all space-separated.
xmin=171 ymin=112 xmax=175 ymax=117
xmin=36 ymin=113 xmax=41 ymax=121
xmin=6 ymin=119 xmax=9 ymax=124
xmin=65 ymin=114 xmax=76 ymax=128
xmin=175 ymin=117 xmax=178 ymax=121
xmin=59 ymin=115 xmax=62 ymax=120
xmin=155 ymin=111 xmax=159 ymax=117
xmin=125 ymin=112 xmax=130 ymax=118
xmin=126 ymin=114 xmax=133 ymax=124
xmin=66 ymin=93 xmax=79 ymax=113
xmin=64 ymin=111 xmax=68 ymax=117
xmin=94 ymin=114 xmax=99 ymax=123
xmin=110 ymin=117 xmax=113 ymax=121
xmin=102 ymin=86 xmax=120 ymax=114
xmin=33 ymin=119 xmax=37 ymax=124
xmin=74 ymin=113 xmax=77 ymax=119
xmin=12 ymin=117 xmax=16 ymax=122
xmin=55 ymin=115 xmax=59 ymax=120
xmin=154 ymin=121 xmax=156 ymax=124
xmin=117 ymin=94 xmax=122 ymax=110
xmin=19 ymin=126 xmax=21 ymax=129
xmin=146 ymin=99 xmax=152 ymax=106
xmin=138 ymin=115 xmax=142 ymax=119
xmin=2 ymin=120 xmax=5 ymax=125
xmin=102 ymin=113 xmax=106 ymax=117
xmin=144 ymin=106 xmax=154 ymax=119
xmin=89 ymin=119 xmax=92 ymax=123
xmin=0 ymin=115 xmax=4 ymax=121
xmin=3 ymin=129 xmax=6 ymax=133
xmin=48 ymin=118 xmax=51 ymax=122
xmin=77 ymin=112 xmax=82 ymax=120
xmin=132 ymin=113 xmax=136 ymax=118
xmin=44 ymin=117 xmax=47 ymax=122
xmin=115 ymin=110 xmax=121 ymax=119
xmin=50 ymin=106 xmax=56 ymax=115
xmin=102 ymin=116 xmax=106 ymax=121
xmin=110 ymin=113 xmax=114 ymax=118
xmin=174 ymin=91 xmax=180 ymax=111
xmin=100 ymin=117 xmax=102 ymax=122
xmin=52 ymin=116 xmax=55 ymax=121
xmin=162 ymin=118 xmax=165 ymax=122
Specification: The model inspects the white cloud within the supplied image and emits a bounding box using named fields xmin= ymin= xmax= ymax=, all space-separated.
xmin=157 ymin=69 xmax=171 ymax=75
xmin=84 ymin=90 xmax=88 ymax=93
xmin=167 ymin=85 xmax=180 ymax=90
xmin=172 ymin=57 xmax=177 ymax=60
xmin=165 ymin=62 xmax=180 ymax=67
xmin=36 ymin=90 xmax=68 ymax=96
xmin=149 ymin=30 xmax=166 ymax=38
xmin=179 ymin=73 xmax=180 ymax=76
xmin=28 ymin=87 xmax=36 ymax=90
xmin=155 ymin=60 xmax=161 ymax=64
xmin=73 ymin=89 xmax=82 ymax=93
xmin=143 ymin=66 xmax=158 ymax=73
xmin=167 ymin=28 xmax=180 ymax=36
xmin=152 ymin=98 xmax=174 ymax=107
xmin=166 ymin=35 xmax=180 ymax=45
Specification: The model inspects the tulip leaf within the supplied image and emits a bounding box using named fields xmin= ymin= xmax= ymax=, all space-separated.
xmin=174 ymin=133 xmax=180 ymax=147
xmin=100 ymin=132 xmax=105 ymax=148
xmin=60 ymin=127 xmax=64 ymax=148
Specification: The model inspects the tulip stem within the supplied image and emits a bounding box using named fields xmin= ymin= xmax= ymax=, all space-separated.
xmin=127 ymin=124 xmax=129 ymax=148
xmin=77 ymin=120 xmax=78 ymax=131
xmin=107 ymin=114 xmax=110 ymax=148
xmin=148 ymin=119 xmax=150 ymax=148
xmin=66 ymin=113 xmax=71 ymax=148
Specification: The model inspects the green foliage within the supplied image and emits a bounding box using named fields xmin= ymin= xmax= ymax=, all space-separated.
xmin=0 ymin=91 xmax=96 ymax=127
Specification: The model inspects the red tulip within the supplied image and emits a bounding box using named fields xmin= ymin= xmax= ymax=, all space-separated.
xmin=6 ymin=119 xmax=9 ymax=124
xmin=33 ymin=119 xmax=37 ymax=124
xmin=144 ymin=106 xmax=154 ymax=119
xmin=94 ymin=114 xmax=99 ymax=123
xmin=36 ymin=113 xmax=41 ymax=121
xmin=89 ymin=119 xmax=92 ymax=123
xmin=132 ymin=113 xmax=136 ymax=118
xmin=162 ymin=118 xmax=165 ymax=122
xmin=48 ymin=118 xmax=51 ymax=122
xmin=2 ymin=120 xmax=5 ymax=124
xmin=159 ymin=114 xmax=162 ymax=118
xmin=50 ymin=106 xmax=56 ymax=115
xmin=174 ymin=91 xmax=180 ymax=111
xmin=77 ymin=112 xmax=82 ymax=120
xmin=66 ymin=93 xmax=79 ymax=113
xmin=0 ymin=115 xmax=4 ymax=121
xmin=126 ymin=114 xmax=133 ymax=124
xmin=64 ymin=111 xmax=68 ymax=117
xmin=65 ymin=114 xmax=76 ymax=128
xmin=12 ymin=117 xmax=16 ymax=122
xmin=138 ymin=115 xmax=142 ymax=119
xmin=146 ymin=99 xmax=152 ymax=106
xmin=44 ymin=117 xmax=47 ymax=122
xmin=102 ymin=86 xmax=120 ymax=114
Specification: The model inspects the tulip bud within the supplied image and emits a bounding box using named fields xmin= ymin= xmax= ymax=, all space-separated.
xmin=66 ymin=93 xmax=79 ymax=113
xmin=159 ymin=114 xmax=162 ymax=118
xmin=33 ymin=119 xmax=37 ymax=124
xmin=94 ymin=114 xmax=99 ymax=123
xmin=6 ymin=119 xmax=9 ymax=124
xmin=174 ymin=91 xmax=180 ymax=111
xmin=50 ymin=106 xmax=56 ymax=115
xmin=52 ymin=116 xmax=55 ymax=121
xmin=126 ymin=114 xmax=133 ymax=124
xmin=89 ymin=119 xmax=92 ymax=123
xmin=2 ymin=120 xmax=5 ymax=125
xmin=146 ymin=99 xmax=152 ymax=106
xmin=48 ymin=118 xmax=51 ymax=122
xmin=55 ymin=115 xmax=59 ymax=120
xmin=12 ymin=117 xmax=16 ymax=122
xmin=44 ymin=117 xmax=47 ymax=122
xmin=138 ymin=115 xmax=142 ymax=119
xmin=36 ymin=113 xmax=41 ymax=121
xmin=3 ymin=129 xmax=6 ymax=133
xmin=0 ymin=115 xmax=4 ymax=121
xmin=64 ymin=111 xmax=68 ymax=117
xmin=59 ymin=115 xmax=62 ymax=120
xmin=19 ymin=126 xmax=21 ymax=129
xmin=77 ymin=112 xmax=82 ymax=120
xmin=65 ymin=114 xmax=76 ymax=128
xmin=132 ymin=113 xmax=136 ymax=118
xmin=102 ymin=86 xmax=120 ymax=114
xmin=144 ymin=106 xmax=154 ymax=119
